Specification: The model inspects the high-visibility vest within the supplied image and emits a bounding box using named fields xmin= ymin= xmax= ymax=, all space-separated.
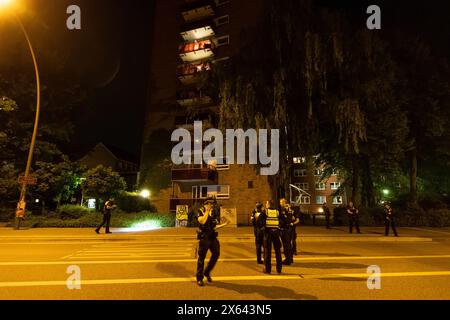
xmin=266 ymin=209 xmax=279 ymax=228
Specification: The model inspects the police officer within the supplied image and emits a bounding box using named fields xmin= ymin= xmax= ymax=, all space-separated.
xmin=262 ymin=200 xmax=283 ymax=274
xmin=95 ymin=198 xmax=117 ymax=234
xmin=323 ymin=202 xmax=331 ymax=229
xmin=196 ymin=198 xmax=227 ymax=287
xmin=279 ymin=198 xmax=295 ymax=265
xmin=251 ymin=202 xmax=265 ymax=264
xmin=384 ymin=202 xmax=398 ymax=237
xmin=347 ymin=201 xmax=361 ymax=234
xmin=290 ymin=205 xmax=300 ymax=255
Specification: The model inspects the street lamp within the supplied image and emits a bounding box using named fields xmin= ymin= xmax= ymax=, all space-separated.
xmin=140 ymin=190 xmax=151 ymax=199
xmin=1 ymin=0 xmax=42 ymax=224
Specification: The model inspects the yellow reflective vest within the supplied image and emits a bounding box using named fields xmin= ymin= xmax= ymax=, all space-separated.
xmin=266 ymin=209 xmax=280 ymax=229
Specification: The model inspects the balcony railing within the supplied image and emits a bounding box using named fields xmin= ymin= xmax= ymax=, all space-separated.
xmin=179 ymin=40 xmax=214 ymax=63
xmin=177 ymin=61 xmax=211 ymax=84
xmin=176 ymin=90 xmax=212 ymax=107
xmin=181 ymin=0 xmax=215 ymax=23
xmin=181 ymin=19 xmax=215 ymax=42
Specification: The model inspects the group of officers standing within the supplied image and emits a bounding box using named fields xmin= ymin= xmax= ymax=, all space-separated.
xmin=194 ymin=197 xmax=398 ymax=287
xmin=251 ymin=198 xmax=300 ymax=275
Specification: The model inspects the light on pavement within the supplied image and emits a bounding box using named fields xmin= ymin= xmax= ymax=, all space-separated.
xmin=117 ymin=220 xmax=162 ymax=233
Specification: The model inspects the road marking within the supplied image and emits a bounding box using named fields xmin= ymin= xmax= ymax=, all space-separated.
xmin=63 ymin=243 xmax=196 ymax=261
xmin=0 ymin=254 xmax=449 ymax=266
xmin=0 ymin=271 xmax=449 ymax=288
xmin=405 ymin=228 xmax=450 ymax=235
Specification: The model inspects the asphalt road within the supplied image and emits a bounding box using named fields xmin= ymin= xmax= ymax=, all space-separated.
xmin=0 ymin=226 xmax=449 ymax=300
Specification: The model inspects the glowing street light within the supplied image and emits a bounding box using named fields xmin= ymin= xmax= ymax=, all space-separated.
xmin=140 ymin=189 xmax=151 ymax=199
xmin=1 ymin=0 xmax=42 ymax=226
xmin=0 ymin=0 xmax=13 ymax=8
xmin=382 ymin=189 xmax=390 ymax=196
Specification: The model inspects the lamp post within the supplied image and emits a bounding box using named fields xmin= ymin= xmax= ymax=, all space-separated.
xmin=1 ymin=0 xmax=41 ymax=225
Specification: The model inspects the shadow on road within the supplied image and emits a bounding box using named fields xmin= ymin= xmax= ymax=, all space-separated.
xmin=297 ymin=262 xmax=368 ymax=269
xmin=318 ymin=277 xmax=365 ymax=282
xmin=299 ymin=251 xmax=360 ymax=257
xmin=155 ymin=262 xmax=194 ymax=277
xmin=211 ymin=281 xmax=318 ymax=300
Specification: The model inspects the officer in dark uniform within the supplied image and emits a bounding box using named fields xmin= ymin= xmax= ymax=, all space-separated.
xmin=251 ymin=202 xmax=265 ymax=264
xmin=262 ymin=200 xmax=283 ymax=274
xmin=196 ymin=198 xmax=227 ymax=287
xmin=290 ymin=205 xmax=300 ymax=255
xmin=95 ymin=198 xmax=117 ymax=234
xmin=323 ymin=202 xmax=331 ymax=229
xmin=384 ymin=202 xmax=398 ymax=237
xmin=347 ymin=201 xmax=361 ymax=234
xmin=279 ymin=198 xmax=295 ymax=265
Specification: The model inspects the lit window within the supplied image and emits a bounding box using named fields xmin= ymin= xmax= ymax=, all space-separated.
xmin=293 ymin=156 xmax=306 ymax=164
xmin=315 ymin=182 xmax=326 ymax=190
xmin=333 ymin=196 xmax=343 ymax=204
xmin=330 ymin=182 xmax=341 ymax=190
xmin=300 ymin=196 xmax=310 ymax=204
xmin=331 ymin=168 xmax=338 ymax=175
xmin=316 ymin=196 xmax=327 ymax=204
xmin=314 ymin=169 xmax=323 ymax=176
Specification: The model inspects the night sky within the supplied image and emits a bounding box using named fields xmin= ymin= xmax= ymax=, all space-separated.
xmin=12 ymin=0 xmax=154 ymax=158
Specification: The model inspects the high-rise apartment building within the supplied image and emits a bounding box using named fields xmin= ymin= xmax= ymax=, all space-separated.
xmin=140 ymin=0 xmax=345 ymax=224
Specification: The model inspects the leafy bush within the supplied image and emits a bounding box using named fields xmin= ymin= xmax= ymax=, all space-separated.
xmin=424 ymin=209 xmax=450 ymax=227
xmin=57 ymin=205 xmax=93 ymax=220
xmin=5 ymin=211 xmax=176 ymax=228
xmin=0 ymin=208 xmax=14 ymax=222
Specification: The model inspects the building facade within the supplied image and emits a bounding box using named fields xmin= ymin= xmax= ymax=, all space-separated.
xmin=140 ymin=0 xmax=345 ymax=224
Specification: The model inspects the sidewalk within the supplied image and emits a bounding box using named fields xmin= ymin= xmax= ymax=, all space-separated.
xmin=0 ymin=226 xmax=442 ymax=242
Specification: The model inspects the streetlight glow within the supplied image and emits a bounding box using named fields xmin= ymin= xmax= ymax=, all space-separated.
xmin=140 ymin=189 xmax=150 ymax=199
xmin=0 ymin=0 xmax=13 ymax=7
xmin=382 ymin=189 xmax=390 ymax=195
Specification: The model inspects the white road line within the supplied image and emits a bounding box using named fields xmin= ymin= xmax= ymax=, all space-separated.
xmin=0 ymin=271 xmax=449 ymax=288
xmin=0 ymin=254 xmax=449 ymax=266
xmin=405 ymin=227 xmax=450 ymax=235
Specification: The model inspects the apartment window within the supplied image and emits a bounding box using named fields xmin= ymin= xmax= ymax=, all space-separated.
xmin=314 ymin=169 xmax=323 ymax=176
xmin=298 ymin=196 xmax=310 ymax=205
xmin=330 ymin=182 xmax=341 ymax=190
xmin=316 ymin=196 xmax=327 ymax=205
xmin=215 ymin=0 xmax=230 ymax=6
xmin=315 ymin=182 xmax=326 ymax=190
xmin=333 ymin=196 xmax=343 ymax=205
xmin=331 ymin=168 xmax=338 ymax=176
xmin=294 ymin=169 xmax=307 ymax=177
xmin=215 ymin=15 xmax=229 ymax=26
xmin=216 ymin=35 xmax=230 ymax=47
xmin=198 ymin=185 xmax=230 ymax=200
xmin=248 ymin=181 xmax=254 ymax=189
xmin=293 ymin=156 xmax=306 ymax=164
xmin=295 ymin=183 xmax=309 ymax=191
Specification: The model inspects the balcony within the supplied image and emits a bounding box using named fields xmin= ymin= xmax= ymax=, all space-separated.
xmin=181 ymin=19 xmax=215 ymax=42
xmin=177 ymin=61 xmax=211 ymax=85
xmin=176 ymin=89 xmax=212 ymax=107
xmin=172 ymin=166 xmax=217 ymax=182
xmin=181 ymin=0 xmax=215 ymax=23
xmin=179 ymin=39 xmax=215 ymax=63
